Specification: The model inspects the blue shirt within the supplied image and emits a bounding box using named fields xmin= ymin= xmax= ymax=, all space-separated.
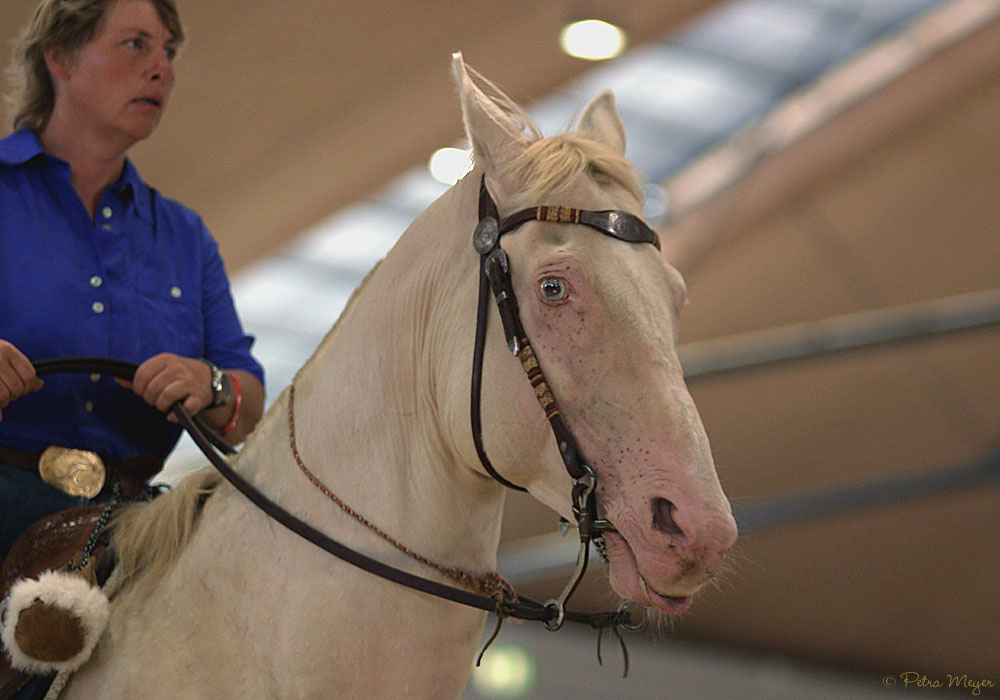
xmin=0 ymin=129 xmax=264 ymax=461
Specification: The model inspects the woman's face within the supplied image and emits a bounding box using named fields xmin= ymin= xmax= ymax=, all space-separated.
xmin=50 ymin=0 xmax=179 ymax=145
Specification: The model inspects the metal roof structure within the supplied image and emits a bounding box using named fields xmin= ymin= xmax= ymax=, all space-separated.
xmin=186 ymin=0 xmax=954 ymax=414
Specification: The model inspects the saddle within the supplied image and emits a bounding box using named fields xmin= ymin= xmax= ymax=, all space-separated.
xmin=0 ymin=456 xmax=162 ymax=699
xmin=0 ymin=506 xmax=109 ymax=699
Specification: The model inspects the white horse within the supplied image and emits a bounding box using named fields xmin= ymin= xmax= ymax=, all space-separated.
xmin=60 ymin=55 xmax=737 ymax=699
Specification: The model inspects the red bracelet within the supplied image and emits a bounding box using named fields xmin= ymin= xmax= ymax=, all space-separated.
xmin=219 ymin=372 xmax=242 ymax=436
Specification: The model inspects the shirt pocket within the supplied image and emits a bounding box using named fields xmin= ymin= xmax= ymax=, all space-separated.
xmin=135 ymin=272 xmax=204 ymax=358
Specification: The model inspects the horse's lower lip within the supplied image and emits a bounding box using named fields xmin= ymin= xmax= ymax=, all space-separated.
xmin=604 ymin=531 xmax=693 ymax=614
xmin=641 ymin=576 xmax=692 ymax=614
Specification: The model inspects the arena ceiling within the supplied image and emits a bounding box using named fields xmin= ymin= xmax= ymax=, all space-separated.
xmin=2 ymin=1 xmax=998 ymax=697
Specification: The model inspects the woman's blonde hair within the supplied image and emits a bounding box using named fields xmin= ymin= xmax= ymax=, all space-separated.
xmin=5 ymin=0 xmax=184 ymax=131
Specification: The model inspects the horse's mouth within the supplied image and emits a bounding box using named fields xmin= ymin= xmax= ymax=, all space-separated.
xmin=640 ymin=575 xmax=692 ymax=614
xmin=603 ymin=530 xmax=695 ymax=615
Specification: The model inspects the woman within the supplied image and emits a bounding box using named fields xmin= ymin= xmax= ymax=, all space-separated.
xmin=1 ymin=2 xmax=267 ymax=696
xmin=0 ymin=0 xmax=265 ymax=557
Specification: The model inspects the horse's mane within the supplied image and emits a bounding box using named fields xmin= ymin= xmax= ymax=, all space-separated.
xmin=110 ymin=467 xmax=222 ymax=597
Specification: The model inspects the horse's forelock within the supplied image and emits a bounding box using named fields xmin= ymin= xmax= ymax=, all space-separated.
xmin=509 ymin=133 xmax=644 ymax=207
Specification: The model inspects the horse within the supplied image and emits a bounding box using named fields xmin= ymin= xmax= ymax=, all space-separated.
xmin=56 ymin=54 xmax=738 ymax=699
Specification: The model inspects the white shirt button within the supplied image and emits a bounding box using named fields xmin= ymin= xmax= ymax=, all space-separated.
xmin=101 ymin=206 xmax=113 ymax=219
xmin=84 ymin=401 xmax=94 ymax=413
xmin=170 ymin=286 xmax=182 ymax=298
xmin=92 ymin=301 xmax=105 ymax=314
xmin=90 ymin=373 xmax=101 ymax=383
xmin=90 ymin=275 xmax=103 ymax=288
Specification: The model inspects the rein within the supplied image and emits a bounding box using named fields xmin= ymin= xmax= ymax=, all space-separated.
xmin=286 ymin=384 xmax=515 ymax=600
xmin=29 ymin=358 xmax=637 ymax=631
xmin=27 ymin=180 xmax=660 ymax=664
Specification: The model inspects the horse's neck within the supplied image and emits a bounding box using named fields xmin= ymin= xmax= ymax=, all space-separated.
xmin=236 ymin=174 xmax=505 ymax=575
xmin=63 ymin=175 xmax=512 ymax=698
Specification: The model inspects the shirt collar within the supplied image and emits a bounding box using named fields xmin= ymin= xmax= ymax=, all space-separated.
xmin=1 ymin=129 xmax=153 ymax=224
xmin=119 ymin=157 xmax=153 ymax=224
xmin=0 ymin=129 xmax=45 ymax=165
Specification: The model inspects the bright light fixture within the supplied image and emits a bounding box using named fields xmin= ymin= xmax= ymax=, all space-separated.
xmin=428 ymin=147 xmax=473 ymax=185
xmin=559 ymin=19 xmax=627 ymax=61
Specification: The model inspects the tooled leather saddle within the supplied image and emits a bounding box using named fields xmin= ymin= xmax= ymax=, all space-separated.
xmin=0 ymin=455 xmax=162 ymax=699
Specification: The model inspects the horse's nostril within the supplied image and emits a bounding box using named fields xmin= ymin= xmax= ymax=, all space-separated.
xmin=652 ymin=498 xmax=687 ymax=546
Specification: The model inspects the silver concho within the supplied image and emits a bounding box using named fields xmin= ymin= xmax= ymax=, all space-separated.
xmin=473 ymin=216 xmax=500 ymax=255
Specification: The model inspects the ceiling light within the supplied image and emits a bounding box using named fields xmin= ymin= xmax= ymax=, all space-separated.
xmin=559 ymin=19 xmax=627 ymax=61
xmin=428 ymin=147 xmax=472 ymax=185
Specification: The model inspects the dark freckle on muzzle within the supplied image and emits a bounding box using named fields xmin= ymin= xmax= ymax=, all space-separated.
xmin=652 ymin=498 xmax=687 ymax=548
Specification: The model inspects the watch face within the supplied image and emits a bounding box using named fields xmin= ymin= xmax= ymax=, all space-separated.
xmin=215 ymin=369 xmax=234 ymax=407
xmin=204 ymin=360 xmax=231 ymax=407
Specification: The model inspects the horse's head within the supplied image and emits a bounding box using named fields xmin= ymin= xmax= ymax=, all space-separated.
xmin=451 ymin=55 xmax=737 ymax=615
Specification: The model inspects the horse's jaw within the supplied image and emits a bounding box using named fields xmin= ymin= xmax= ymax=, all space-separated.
xmin=517 ymin=438 xmax=736 ymax=616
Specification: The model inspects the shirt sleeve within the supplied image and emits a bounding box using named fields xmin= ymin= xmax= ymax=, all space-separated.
xmin=196 ymin=222 xmax=265 ymax=386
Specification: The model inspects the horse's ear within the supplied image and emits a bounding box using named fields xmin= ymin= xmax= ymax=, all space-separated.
xmin=452 ymin=53 xmax=528 ymax=183
xmin=576 ymin=91 xmax=626 ymax=156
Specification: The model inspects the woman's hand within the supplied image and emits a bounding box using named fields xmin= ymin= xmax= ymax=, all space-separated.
xmin=119 ymin=352 xmax=214 ymax=421
xmin=119 ymin=353 xmax=263 ymax=444
xmin=0 ymin=340 xmax=44 ymax=420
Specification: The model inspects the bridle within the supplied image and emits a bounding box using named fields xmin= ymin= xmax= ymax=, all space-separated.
xmin=28 ymin=174 xmax=661 ymax=660
xmin=469 ymin=175 xmax=661 ymax=627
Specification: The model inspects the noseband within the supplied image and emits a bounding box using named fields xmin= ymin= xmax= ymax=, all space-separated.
xmin=470 ymin=175 xmax=660 ymax=627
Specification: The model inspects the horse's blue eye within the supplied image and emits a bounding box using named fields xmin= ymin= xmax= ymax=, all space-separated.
xmin=539 ymin=277 xmax=568 ymax=303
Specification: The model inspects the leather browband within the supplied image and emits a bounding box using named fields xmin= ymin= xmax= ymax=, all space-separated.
xmin=498 ymin=206 xmax=661 ymax=249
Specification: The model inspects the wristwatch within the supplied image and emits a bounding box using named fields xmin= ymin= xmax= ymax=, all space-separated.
xmin=201 ymin=359 xmax=233 ymax=408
